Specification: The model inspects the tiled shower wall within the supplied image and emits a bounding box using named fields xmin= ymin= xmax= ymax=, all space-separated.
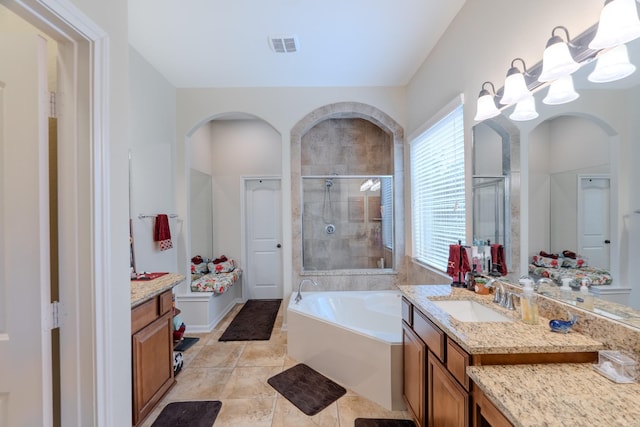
xmin=301 ymin=119 xmax=392 ymax=270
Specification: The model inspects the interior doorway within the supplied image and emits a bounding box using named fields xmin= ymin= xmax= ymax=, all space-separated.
xmin=0 ymin=1 xmax=113 ymax=426
xmin=243 ymin=178 xmax=283 ymax=300
xmin=578 ymin=175 xmax=611 ymax=270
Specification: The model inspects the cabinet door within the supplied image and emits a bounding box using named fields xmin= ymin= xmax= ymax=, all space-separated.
xmin=403 ymin=322 xmax=426 ymax=427
xmin=132 ymin=312 xmax=175 ymax=425
xmin=428 ymin=351 xmax=469 ymax=427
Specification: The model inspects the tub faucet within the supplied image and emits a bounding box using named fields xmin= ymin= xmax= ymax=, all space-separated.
xmin=295 ymin=278 xmax=318 ymax=304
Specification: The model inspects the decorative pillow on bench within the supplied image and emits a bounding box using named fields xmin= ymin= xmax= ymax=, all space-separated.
xmin=208 ymin=259 xmax=236 ymax=274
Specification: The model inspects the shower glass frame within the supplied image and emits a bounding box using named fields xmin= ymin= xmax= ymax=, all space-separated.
xmin=301 ymin=175 xmax=394 ymax=272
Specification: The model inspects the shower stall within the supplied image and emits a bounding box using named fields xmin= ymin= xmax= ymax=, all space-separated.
xmin=302 ymin=175 xmax=393 ymax=270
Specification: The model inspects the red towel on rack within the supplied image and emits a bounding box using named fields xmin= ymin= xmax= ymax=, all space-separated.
xmin=490 ymin=244 xmax=508 ymax=276
xmin=154 ymin=214 xmax=173 ymax=251
xmin=446 ymin=244 xmax=471 ymax=281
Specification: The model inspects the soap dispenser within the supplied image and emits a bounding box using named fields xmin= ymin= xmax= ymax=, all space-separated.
xmin=577 ymin=279 xmax=594 ymax=310
xmin=520 ymin=279 xmax=539 ymax=325
xmin=560 ymin=277 xmax=573 ymax=300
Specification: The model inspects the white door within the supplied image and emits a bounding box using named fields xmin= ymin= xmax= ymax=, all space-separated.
xmin=245 ymin=179 xmax=283 ymax=299
xmin=0 ymin=33 xmax=53 ymax=426
xmin=578 ymin=176 xmax=610 ymax=269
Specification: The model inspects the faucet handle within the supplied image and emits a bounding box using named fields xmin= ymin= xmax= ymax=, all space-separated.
xmin=504 ymin=292 xmax=517 ymax=310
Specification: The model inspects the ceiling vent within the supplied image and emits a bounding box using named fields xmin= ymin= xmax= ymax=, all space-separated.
xmin=268 ymin=35 xmax=299 ymax=53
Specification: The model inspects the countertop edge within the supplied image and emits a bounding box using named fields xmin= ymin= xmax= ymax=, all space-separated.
xmin=131 ymin=273 xmax=185 ymax=308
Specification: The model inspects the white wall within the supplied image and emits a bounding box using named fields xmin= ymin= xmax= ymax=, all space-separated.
xmin=129 ymin=47 xmax=178 ymax=273
xmin=207 ymin=120 xmax=281 ymax=264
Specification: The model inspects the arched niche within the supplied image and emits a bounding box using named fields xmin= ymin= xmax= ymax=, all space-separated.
xmin=290 ymin=102 xmax=405 ymax=291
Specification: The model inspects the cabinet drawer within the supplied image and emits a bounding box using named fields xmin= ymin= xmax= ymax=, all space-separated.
xmin=401 ymin=297 xmax=413 ymax=326
xmin=446 ymin=338 xmax=470 ymax=391
xmin=132 ymin=298 xmax=158 ymax=334
xmin=413 ymin=307 xmax=445 ymax=361
xmin=159 ymin=290 xmax=173 ymax=315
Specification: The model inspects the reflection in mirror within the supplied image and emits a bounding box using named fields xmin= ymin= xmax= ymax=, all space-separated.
xmin=485 ymin=29 xmax=640 ymax=325
xmin=302 ymin=175 xmax=393 ymax=271
xmin=473 ymin=176 xmax=506 ymax=246
xmin=529 ymin=115 xmax=611 ymax=272
xmin=472 ymin=119 xmax=518 ymax=271
xmin=190 ymin=169 xmax=213 ymax=262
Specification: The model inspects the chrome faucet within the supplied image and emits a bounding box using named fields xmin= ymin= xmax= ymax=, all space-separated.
xmin=485 ymin=279 xmax=503 ymax=304
xmin=485 ymin=279 xmax=516 ymax=310
xmin=295 ymin=278 xmax=318 ymax=304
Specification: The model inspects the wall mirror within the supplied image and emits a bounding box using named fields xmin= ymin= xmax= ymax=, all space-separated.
xmin=301 ymin=175 xmax=393 ymax=271
xmin=190 ymin=168 xmax=214 ymax=262
xmin=477 ymin=33 xmax=640 ymax=327
xmin=471 ymin=118 xmax=520 ymax=273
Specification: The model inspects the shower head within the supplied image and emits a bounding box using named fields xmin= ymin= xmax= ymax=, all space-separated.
xmin=325 ymin=178 xmax=333 ymax=188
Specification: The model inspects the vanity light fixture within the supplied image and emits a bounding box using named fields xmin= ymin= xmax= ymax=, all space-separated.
xmin=589 ymin=0 xmax=640 ymax=50
xmin=588 ymin=43 xmax=637 ymax=82
xmin=500 ymin=58 xmax=533 ymax=105
xmin=509 ymin=95 xmax=539 ymax=121
xmin=360 ymin=179 xmax=373 ymax=192
xmin=369 ymin=179 xmax=381 ymax=192
xmin=539 ymin=26 xmax=581 ymax=82
xmin=474 ymin=81 xmax=501 ymax=121
xmin=543 ymin=74 xmax=580 ymax=105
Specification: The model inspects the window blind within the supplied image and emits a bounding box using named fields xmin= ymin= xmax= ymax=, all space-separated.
xmin=381 ymin=177 xmax=393 ymax=250
xmin=410 ymin=102 xmax=465 ymax=271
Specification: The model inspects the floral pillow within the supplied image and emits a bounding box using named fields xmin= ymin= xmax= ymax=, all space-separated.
xmin=532 ymin=255 xmax=562 ymax=268
xmin=208 ymin=259 xmax=236 ymax=274
xmin=562 ymin=256 xmax=588 ymax=268
xmin=191 ymin=255 xmax=210 ymax=275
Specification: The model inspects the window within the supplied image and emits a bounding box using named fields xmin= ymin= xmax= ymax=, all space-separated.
xmin=380 ymin=177 xmax=393 ymax=250
xmin=410 ymin=97 xmax=465 ymax=271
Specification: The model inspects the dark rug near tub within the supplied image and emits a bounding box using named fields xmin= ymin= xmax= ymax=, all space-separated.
xmin=218 ymin=299 xmax=281 ymax=341
xmin=268 ymin=363 xmax=346 ymax=416
xmin=354 ymin=418 xmax=416 ymax=427
xmin=151 ymin=401 xmax=221 ymax=427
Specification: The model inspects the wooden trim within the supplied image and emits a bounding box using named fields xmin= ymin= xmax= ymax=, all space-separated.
xmin=401 ymin=296 xmax=413 ymax=326
xmin=413 ymin=308 xmax=445 ymax=361
xmin=472 ymin=385 xmax=513 ymax=427
xmin=446 ymin=338 xmax=470 ymax=391
xmin=471 ymin=351 xmax=598 ymax=366
xmin=131 ymin=298 xmax=158 ymax=334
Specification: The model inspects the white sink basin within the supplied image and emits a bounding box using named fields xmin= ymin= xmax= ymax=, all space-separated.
xmin=431 ymin=300 xmax=513 ymax=323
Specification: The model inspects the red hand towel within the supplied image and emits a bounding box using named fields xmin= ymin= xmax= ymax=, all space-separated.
xmin=446 ymin=244 xmax=471 ymax=281
xmin=154 ymin=214 xmax=173 ymax=251
xmin=491 ymin=244 xmax=508 ymax=276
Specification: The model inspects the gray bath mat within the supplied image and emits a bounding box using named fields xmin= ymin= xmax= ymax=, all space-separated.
xmin=355 ymin=418 xmax=416 ymax=427
xmin=219 ymin=299 xmax=281 ymax=341
xmin=151 ymin=400 xmax=221 ymax=427
xmin=268 ymin=363 xmax=346 ymax=415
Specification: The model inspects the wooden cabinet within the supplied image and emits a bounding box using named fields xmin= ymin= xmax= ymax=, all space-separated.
xmin=132 ymin=290 xmax=175 ymax=426
xmin=402 ymin=299 xmax=471 ymax=427
xmin=428 ymin=351 xmax=469 ymax=427
xmin=472 ymin=386 xmax=513 ymax=427
xmin=403 ymin=322 xmax=426 ymax=427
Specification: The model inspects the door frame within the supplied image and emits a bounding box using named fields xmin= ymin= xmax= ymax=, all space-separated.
xmin=577 ymin=173 xmax=611 ymax=271
xmin=4 ymin=0 xmax=112 ymax=425
xmin=241 ymin=176 xmax=283 ymax=301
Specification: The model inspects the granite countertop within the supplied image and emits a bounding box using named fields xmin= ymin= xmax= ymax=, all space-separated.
xmin=468 ymin=363 xmax=640 ymax=427
xmin=397 ymin=284 xmax=604 ymax=355
xmin=130 ymin=273 xmax=185 ymax=308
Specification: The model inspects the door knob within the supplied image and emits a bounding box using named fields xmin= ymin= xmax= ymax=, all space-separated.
xmin=604 ymin=240 xmax=611 ymax=244
xmin=277 ymin=244 xmax=282 ymax=248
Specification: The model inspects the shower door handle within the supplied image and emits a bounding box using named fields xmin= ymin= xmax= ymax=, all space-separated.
xmin=276 ymin=244 xmax=282 ymax=248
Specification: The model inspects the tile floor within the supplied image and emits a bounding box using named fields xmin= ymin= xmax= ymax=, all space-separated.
xmin=142 ymin=301 xmax=414 ymax=427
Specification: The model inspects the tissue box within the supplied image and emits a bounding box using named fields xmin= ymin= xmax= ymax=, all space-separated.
xmin=594 ymin=350 xmax=638 ymax=383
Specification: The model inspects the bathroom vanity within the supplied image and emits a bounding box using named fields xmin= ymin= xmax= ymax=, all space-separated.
xmin=399 ymin=284 xmax=610 ymax=427
xmin=130 ymin=273 xmax=185 ymax=426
